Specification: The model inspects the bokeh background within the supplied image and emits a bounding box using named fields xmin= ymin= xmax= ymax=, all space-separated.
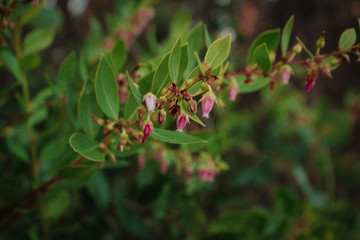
xmin=1 ymin=0 xmax=360 ymax=239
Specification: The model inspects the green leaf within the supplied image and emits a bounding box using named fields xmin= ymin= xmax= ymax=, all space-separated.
xmin=151 ymin=53 xmax=170 ymax=96
xmin=254 ymin=43 xmax=272 ymax=73
xmin=87 ymin=172 xmax=111 ymax=208
xmin=79 ymin=51 xmax=88 ymax=82
xmin=95 ymin=55 xmax=119 ymax=120
xmin=234 ymin=75 xmax=271 ymax=93
xmin=168 ymin=36 xmax=182 ymax=82
xmin=204 ymin=24 xmax=212 ymax=48
xmin=19 ymin=54 xmax=41 ymax=71
xmin=177 ymin=43 xmax=189 ymax=82
xmin=281 ymin=15 xmax=294 ymax=56
xmin=194 ymin=52 xmax=205 ymax=75
xmin=44 ymin=191 xmax=70 ymax=219
xmin=138 ymin=71 xmax=155 ymax=95
xmin=204 ymin=34 xmax=231 ymax=70
xmin=23 ymin=29 xmax=55 ymax=56
xmin=19 ymin=2 xmax=44 ymax=25
xmin=180 ymin=100 xmax=205 ymax=127
xmin=151 ymin=128 xmax=206 ymax=144
xmin=69 ymin=133 xmax=105 ymax=162
xmin=78 ymin=83 xmax=103 ymax=137
xmin=56 ymin=52 xmax=77 ymax=94
xmin=339 ymin=28 xmax=357 ymax=50
xmin=186 ymin=22 xmax=203 ymax=72
xmin=1 ymin=50 xmax=24 ymax=83
xmin=247 ymin=28 xmax=281 ymax=65
xmin=108 ymin=39 xmax=127 ymax=73
xmin=124 ymin=93 xmax=139 ymax=121
xmin=127 ymin=71 xmax=143 ymax=106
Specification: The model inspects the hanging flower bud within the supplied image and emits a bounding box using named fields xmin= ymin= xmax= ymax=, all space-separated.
xmin=280 ymin=65 xmax=293 ymax=85
xmin=156 ymin=96 xmax=166 ymax=110
xmin=91 ymin=115 xmax=104 ymax=126
xmin=142 ymin=93 xmax=157 ymax=114
xmin=119 ymin=89 xmax=128 ymax=103
xmin=188 ymin=99 xmax=197 ymax=114
xmin=228 ymin=82 xmax=239 ymax=101
xmin=305 ymin=75 xmax=315 ymax=92
xmin=158 ymin=109 xmax=166 ymax=125
xmin=159 ymin=160 xmax=170 ymax=174
xmin=137 ymin=107 xmax=145 ymax=120
xmin=176 ymin=112 xmax=189 ymax=132
xmin=137 ymin=156 xmax=147 ymax=169
xmin=292 ymin=43 xmax=302 ymax=54
xmin=141 ymin=120 xmax=153 ymax=142
xmin=201 ymin=92 xmax=216 ymax=118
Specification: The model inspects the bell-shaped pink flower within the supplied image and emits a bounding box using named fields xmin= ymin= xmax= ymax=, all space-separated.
xmin=228 ymin=83 xmax=239 ymax=101
xmin=141 ymin=120 xmax=153 ymax=141
xmin=142 ymin=93 xmax=157 ymax=114
xmin=137 ymin=156 xmax=147 ymax=169
xmin=201 ymin=92 xmax=216 ymax=118
xmin=119 ymin=89 xmax=128 ymax=103
xmin=198 ymin=169 xmax=209 ymax=182
xmin=305 ymin=75 xmax=315 ymax=92
xmin=176 ymin=112 xmax=189 ymax=132
xmin=280 ymin=66 xmax=292 ymax=84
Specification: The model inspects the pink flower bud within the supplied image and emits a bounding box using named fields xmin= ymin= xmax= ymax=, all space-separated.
xmin=104 ymin=38 xmax=114 ymax=51
xmin=228 ymin=82 xmax=239 ymax=101
xmin=198 ymin=169 xmax=210 ymax=182
xmin=143 ymin=93 xmax=157 ymax=114
xmin=201 ymin=92 xmax=216 ymax=118
xmin=158 ymin=109 xmax=166 ymax=125
xmin=159 ymin=160 xmax=170 ymax=174
xmin=176 ymin=112 xmax=189 ymax=132
xmin=119 ymin=89 xmax=128 ymax=103
xmin=141 ymin=120 xmax=153 ymax=141
xmin=137 ymin=156 xmax=146 ymax=169
xmin=305 ymin=75 xmax=315 ymax=92
xmin=280 ymin=66 xmax=292 ymax=85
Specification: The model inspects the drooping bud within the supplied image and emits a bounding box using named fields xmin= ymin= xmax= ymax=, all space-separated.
xmin=137 ymin=156 xmax=147 ymax=169
xmin=142 ymin=93 xmax=157 ymax=114
xmin=104 ymin=38 xmax=114 ymax=51
xmin=156 ymin=96 xmax=166 ymax=110
xmin=91 ymin=115 xmax=105 ymax=126
xmin=141 ymin=120 xmax=153 ymax=141
xmin=159 ymin=160 xmax=170 ymax=174
xmin=292 ymin=43 xmax=303 ymax=54
xmin=176 ymin=112 xmax=189 ymax=132
xmin=201 ymin=92 xmax=216 ymax=118
xmin=137 ymin=107 xmax=145 ymax=120
xmin=158 ymin=109 xmax=166 ymax=125
xmin=228 ymin=82 xmax=239 ymax=101
xmin=305 ymin=75 xmax=315 ymax=92
xmin=119 ymin=89 xmax=128 ymax=103
xmin=280 ymin=65 xmax=293 ymax=85
xmin=188 ymin=99 xmax=197 ymax=114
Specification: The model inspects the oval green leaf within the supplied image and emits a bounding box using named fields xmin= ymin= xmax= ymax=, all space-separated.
xmin=151 ymin=128 xmax=207 ymax=144
xmin=108 ymin=39 xmax=127 ymax=73
xmin=339 ymin=28 xmax=357 ymax=50
xmin=69 ymin=133 xmax=105 ymax=162
xmin=169 ymin=36 xmax=182 ymax=82
xmin=234 ymin=75 xmax=271 ymax=93
xmin=204 ymin=34 xmax=231 ymax=70
xmin=254 ymin=43 xmax=272 ymax=73
xmin=23 ymin=29 xmax=55 ymax=56
xmin=178 ymin=43 xmax=189 ymax=82
xmin=95 ymin=55 xmax=119 ymax=120
xmin=281 ymin=15 xmax=294 ymax=56
xmin=78 ymin=83 xmax=103 ymax=137
xmin=151 ymin=53 xmax=170 ymax=96
xmin=247 ymin=28 xmax=280 ymax=65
